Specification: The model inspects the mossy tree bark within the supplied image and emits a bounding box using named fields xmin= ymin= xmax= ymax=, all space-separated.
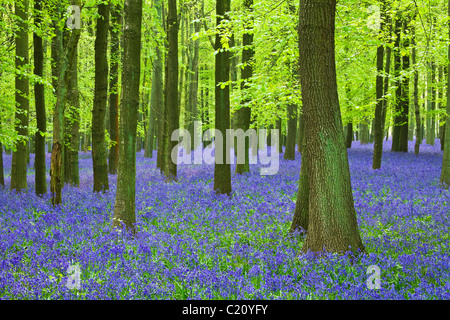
xmin=50 ymin=5 xmax=81 ymax=205
xmin=297 ymin=0 xmax=365 ymax=254
xmin=112 ymin=0 xmax=142 ymax=233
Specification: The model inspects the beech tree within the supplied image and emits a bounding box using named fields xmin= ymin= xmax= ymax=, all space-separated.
xmin=92 ymin=2 xmax=109 ymax=192
xmin=214 ymin=0 xmax=231 ymax=195
xmin=292 ymin=0 xmax=365 ymax=254
xmin=11 ymin=0 xmax=29 ymax=192
xmin=112 ymin=0 xmax=143 ymax=232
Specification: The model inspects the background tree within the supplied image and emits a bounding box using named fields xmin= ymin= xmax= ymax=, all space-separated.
xmin=108 ymin=2 xmax=122 ymax=173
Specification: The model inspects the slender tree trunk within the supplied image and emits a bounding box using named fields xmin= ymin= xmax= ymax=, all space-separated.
xmin=92 ymin=2 xmax=109 ymax=192
xmin=188 ymin=10 xmax=200 ymax=152
xmin=11 ymin=0 xmax=30 ymax=192
xmin=398 ymin=18 xmax=410 ymax=152
xmin=296 ymin=0 xmax=365 ymax=254
xmin=412 ymin=26 xmax=421 ymax=155
xmin=345 ymin=123 xmax=353 ymax=148
xmin=373 ymin=41 xmax=384 ymax=169
xmin=112 ymin=0 xmax=143 ymax=233
xmin=284 ymin=104 xmax=297 ymax=160
xmin=34 ymin=0 xmax=46 ymax=195
xmin=426 ymin=61 xmax=436 ymax=145
xmin=391 ymin=17 xmax=402 ymax=152
xmin=439 ymin=66 xmax=445 ymax=150
xmin=145 ymin=0 xmax=163 ymax=159
xmin=108 ymin=3 xmax=122 ymax=173
xmin=214 ymin=0 xmax=231 ymax=195
xmin=63 ymin=44 xmax=80 ymax=186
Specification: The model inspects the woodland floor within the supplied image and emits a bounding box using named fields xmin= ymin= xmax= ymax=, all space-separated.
xmin=0 ymin=140 xmax=449 ymax=299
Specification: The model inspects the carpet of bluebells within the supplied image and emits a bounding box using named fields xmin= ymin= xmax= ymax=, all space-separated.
xmin=0 ymin=140 xmax=449 ymax=300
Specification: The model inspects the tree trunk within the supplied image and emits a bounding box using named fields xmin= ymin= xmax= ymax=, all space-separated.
xmin=284 ymin=104 xmax=297 ymax=160
xmin=112 ymin=0 xmax=143 ymax=233
xmin=108 ymin=3 xmax=122 ymax=172
xmin=345 ymin=123 xmax=353 ymax=148
xmin=296 ymin=0 xmax=365 ymax=254
xmin=92 ymin=2 xmax=109 ymax=192
xmin=34 ymin=0 xmax=46 ymax=195
xmin=398 ymin=18 xmax=410 ymax=152
xmin=426 ymin=61 xmax=436 ymax=145
xmin=163 ymin=0 xmax=179 ymax=179
xmin=50 ymin=3 xmax=81 ymax=206
xmin=412 ymin=26 xmax=421 ymax=155
xmin=63 ymin=44 xmax=80 ymax=186
xmin=214 ymin=0 xmax=231 ymax=195
xmin=188 ymin=10 xmax=200 ymax=152
xmin=11 ymin=0 xmax=29 ymax=192
xmin=391 ymin=17 xmax=402 ymax=152
xmin=441 ymin=0 xmax=450 ymax=185
xmin=145 ymin=0 xmax=162 ymax=159
xmin=373 ymin=40 xmax=384 ymax=169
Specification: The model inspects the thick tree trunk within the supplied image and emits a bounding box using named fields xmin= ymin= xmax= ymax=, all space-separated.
xmin=11 ymin=0 xmax=29 ymax=192
xmin=296 ymin=0 xmax=365 ymax=254
xmin=34 ymin=0 xmax=46 ymax=195
xmin=112 ymin=0 xmax=142 ymax=233
xmin=214 ymin=0 xmax=231 ymax=195
xmin=92 ymin=3 xmax=109 ymax=192
xmin=108 ymin=3 xmax=122 ymax=172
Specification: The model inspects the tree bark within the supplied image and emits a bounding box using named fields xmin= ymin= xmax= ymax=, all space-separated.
xmin=145 ymin=0 xmax=163 ymax=159
xmin=34 ymin=0 xmax=46 ymax=195
xmin=11 ymin=0 xmax=29 ymax=192
xmin=391 ymin=17 xmax=402 ymax=152
xmin=163 ymin=0 xmax=179 ymax=180
xmin=112 ymin=0 xmax=143 ymax=233
xmin=441 ymin=0 xmax=450 ymax=185
xmin=398 ymin=18 xmax=410 ymax=152
xmin=214 ymin=0 xmax=232 ymax=195
xmin=108 ymin=3 xmax=122 ymax=172
xmin=296 ymin=0 xmax=365 ymax=254
xmin=92 ymin=2 xmax=109 ymax=192
xmin=412 ymin=26 xmax=421 ymax=155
